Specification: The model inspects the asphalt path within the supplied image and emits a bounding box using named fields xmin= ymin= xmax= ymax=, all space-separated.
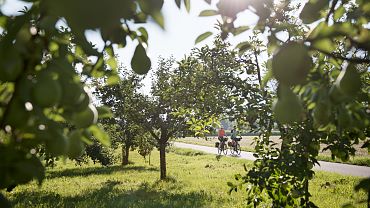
xmin=173 ymin=142 xmax=370 ymax=177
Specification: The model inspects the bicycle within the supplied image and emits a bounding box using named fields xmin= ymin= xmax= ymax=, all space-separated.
xmin=229 ymin=137 xmax=241 ymax=155
xmin=217 ymin=137 xmax=228 ymax=155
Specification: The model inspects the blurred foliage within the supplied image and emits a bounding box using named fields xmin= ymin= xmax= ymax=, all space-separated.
xmin=196 ymin=0 xmax=370 ymax=207
xmin=0 ymin=0 xmax=177 ymax=206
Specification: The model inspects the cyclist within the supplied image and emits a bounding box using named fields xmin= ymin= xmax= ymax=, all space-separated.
xmin=230 ymin=126 xmax=238 ymax=146
xmin=218 ymin=127 xmax=227 ymax=146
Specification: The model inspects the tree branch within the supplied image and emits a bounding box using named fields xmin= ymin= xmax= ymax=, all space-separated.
xmin=325 ymin=0 xmax=339 ymax=23
xmin=310 ymin=46 xmax=370 ymax=64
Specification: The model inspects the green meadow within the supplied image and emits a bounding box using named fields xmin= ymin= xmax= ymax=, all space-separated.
xmin=3 ymin=148 xmax=367 ymax=208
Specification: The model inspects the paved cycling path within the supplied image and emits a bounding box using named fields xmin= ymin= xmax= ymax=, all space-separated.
xmin=173 ymin=142 xmax=370 ymax=177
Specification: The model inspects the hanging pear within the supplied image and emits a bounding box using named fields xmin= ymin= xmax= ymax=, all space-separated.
xmin=335 ymin=64 xmax=361 ymax=97
xmin=273 ymin=85 xmax=303 ymax=124
xmin=313 ymin=102 xmax=331 ymax=126
xmin=272 ymin=42 xmax=312 ymax=86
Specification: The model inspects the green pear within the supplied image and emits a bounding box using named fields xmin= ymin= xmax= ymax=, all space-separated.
xmin=335 ymin=64 xmax=361 ymax=97
xmin=71 ymin=104 xmax=98 ymax=128
xmin=59 ymin=77 xmax=84 ymax=107
xmin=272 ymin=42 xmax=312 ymax=86
xmin=273 ymin=86 xmax=303 ymax=124
xmin=329 ymin=85 xmax=348 ymax=104
xmin=18 ymin=77 xmax=35 ymax=102
xmin=131 ymin=43 xmax=151 ymax=75
xmin=4 ymin=99 xmax=30 ymax=129
xmin=313 ymin=102 xmax=331 ymax=126
xmin=45 ymin=130 xmax=68 ymax=157
xmin=32 ymin=72 xmax=62 ymax=107
xmin=338 ymin=109 xmax=352 ymax=128
xmin=0 ymin=47 xmax=23 ymax=82
xmin=74 ymin=92 xmax=90 ymax=112
xmin=67 ymin=130 xmax=85 ymax=158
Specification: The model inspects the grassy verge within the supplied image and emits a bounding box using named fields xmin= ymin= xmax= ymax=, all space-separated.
xmin=176 ymin=137 xmax=370 ymax=167
xmin=4 ymin=148 xmax=367 ymax=208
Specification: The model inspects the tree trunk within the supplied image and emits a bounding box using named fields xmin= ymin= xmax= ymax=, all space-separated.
xmin=303 ymin=178 xmax=309 ymax=207
xmin=159 ymin=141 xmax=166 ymax=180
xmin=148 ymin=152 xmax=151 ymax=166
xmin=122 ymin=144 xmax=130 ymax=166
xmin=253 ymin=50 xmax=262 ymax=88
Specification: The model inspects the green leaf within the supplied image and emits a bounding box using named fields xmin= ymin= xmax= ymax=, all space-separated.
xmin=81 ymin=129 xmax=94 ymax=145
xmin=107 ymin=74 xmax=120 ymax=85
xmin=199 ymin=10 xmax=218 ymax=17
xmin=194 ymin=125 xmax=202 ymax=131
xmin=232 ymin=26 xmax=249 ymax=36
xmin=307 ymin=102 xmax=316 ymax=110
xmin=88 ymin=125 xmax=111 ymax=146
xmin=308 ymin=22 xmax=356 ymax=41
xmin=356 ymin=28 xmax=370 ymax=50
xmin=227 ymin=181 xmax=234 ymax=187
xmin=184 ymin=0 xmax=190 ymax=12
xmin=195 ymin=31 xmax=212 ymax=44
xmin=49 ymin=42 xmax=59 ymax=53
xmin=175 ymin=0 xmax=181 ymax=8
xmin=131 ymin=43 xmax=151 ymax=75
xmin=299 ymin=0 xmax=330 ymax=24
xmin=91 ymin=57 xmax=105 ymax=78
xmin=138 ymin=27 xmax=149 ymax=43
xmin=151 ymin=11 xmax=165 ymax=29
xmin=96 ymin=106 xmax=113 ymax=119
xmin=312 ymin=39 xmax=335 ymax=53
xmin=362 ymin=2 xmax=370 ymax=13
xmin=261 ymin=68 xmax=273 ymax=88
xmin=235 ymin=41 xmax=251 ymax=55
xmin=333 ymin=6 xmax=345 ymax=21
xmin=107 ymin=57 xmax=118 ymax=71
xmin=0 ymin=16 xmax=7 ymax=28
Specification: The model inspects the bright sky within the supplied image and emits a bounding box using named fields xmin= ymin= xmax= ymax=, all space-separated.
xmin=114 ymin=0 xmax=258 ymax=72
xmin=1 ymin=0 xmax=260 ymax=91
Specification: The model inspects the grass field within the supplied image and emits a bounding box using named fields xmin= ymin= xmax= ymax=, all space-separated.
xmin=3 ymin=147 xmax=367 ymax=208
xmin=176 ymin=137 xmax=370 ymax=167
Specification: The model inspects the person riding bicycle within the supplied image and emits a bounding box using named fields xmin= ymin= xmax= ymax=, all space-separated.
xmin=218 ymin=127 xmax=227 ymax=144
xmin=230 ymin=126 xmax=238 ymax=146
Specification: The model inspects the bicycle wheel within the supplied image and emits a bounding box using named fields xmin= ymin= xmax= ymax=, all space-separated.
xmin=222 ymin=143 xmax=228 ymax=155
xmin=217 ymin=144 xmax=222 ymax=155
xmin=235 ymin=143 xmax=241 ymax=155
xmin=230 ymin=144 xmax=235 ymax=155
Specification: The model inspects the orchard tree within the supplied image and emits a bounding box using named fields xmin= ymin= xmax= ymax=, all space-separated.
xmin=129 ymin=57 xmax=192 ymax=179
xmin=197 ymin=0 xmax=370 ymax=207
xmin=95 ymin=71 xmax=149 ymax=166
xmin=174 ymin=37 xmax=258 ymax=134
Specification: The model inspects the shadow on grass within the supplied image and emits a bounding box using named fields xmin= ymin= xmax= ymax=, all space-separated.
xmin=46 ymin=165 xmax=159 ymax=179
xmin=10 ymin=178 xmax=211 ymax=208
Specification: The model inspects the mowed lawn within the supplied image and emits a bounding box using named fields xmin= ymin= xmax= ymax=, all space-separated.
xmin=4 ymin=148 xmax=367 ymax=208
xmin=176 ymin=137 xmax=370 ymax=167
